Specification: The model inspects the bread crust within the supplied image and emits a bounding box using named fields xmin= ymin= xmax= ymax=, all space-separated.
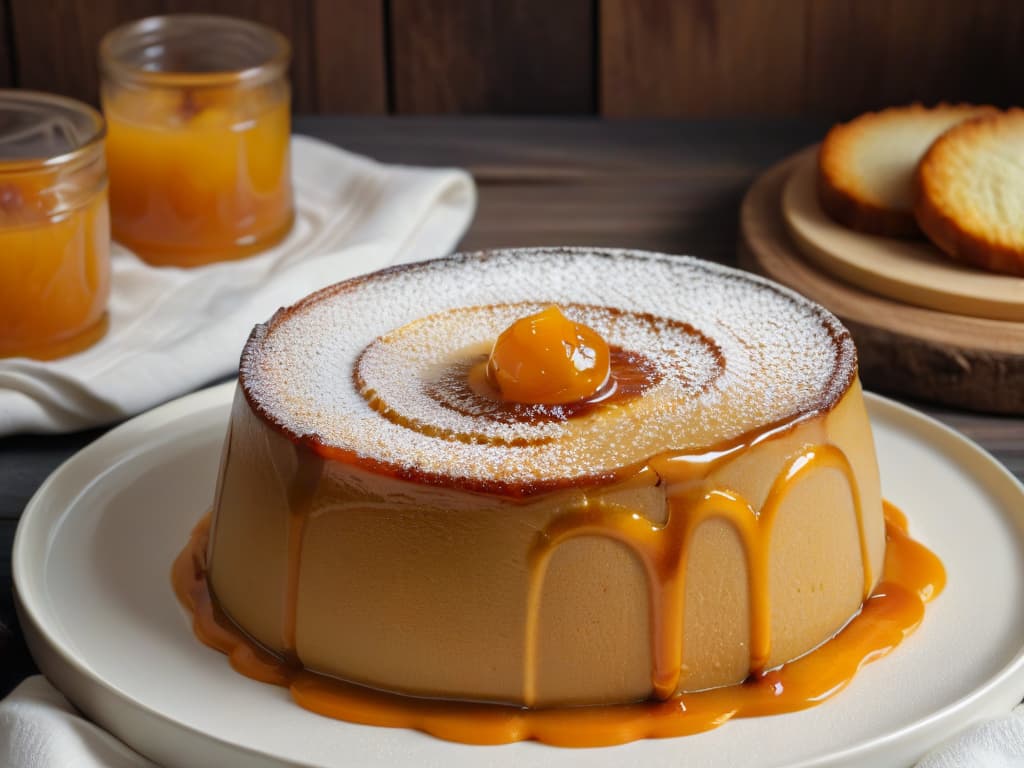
xmin=818 ymin=104 xmax=994 ymax=238
xmin=915 ymin=110 xmax=1024 ymax=277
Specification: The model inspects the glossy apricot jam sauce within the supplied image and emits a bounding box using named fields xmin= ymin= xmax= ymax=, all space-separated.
xmin=487 ymin=305 xmax=611 ymax=404
xmin=174 ymin=499 xmax=942 ymax=747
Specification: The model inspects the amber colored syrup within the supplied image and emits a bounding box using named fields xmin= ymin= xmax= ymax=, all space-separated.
xmin=0 ymin=183 xmax=110 ymax=359
xmin=524 ymin=444 xmax=868 ymax=704
xmin=104 ymin=87 xmax=293 ymax=267
xmin=355 ymin=304 xmax=723 ymax=451
xmin=486 ymin=305 xmax=611 ymax=405
xmin=174 ymin=487 xmax=943 ymax=747
xmin=450 ymin=346 xmax=659 ymax=423
xmin=358 ymin=347 xmax=660 ymax=450
xmin=523 ymin=445 xmax=874 ymax=703
xmin=280 ymin=453 xmax=324 ymax=662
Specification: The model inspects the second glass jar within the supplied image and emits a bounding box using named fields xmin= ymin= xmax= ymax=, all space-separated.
xmin=100 ymin=15 xmax=294 ymax=267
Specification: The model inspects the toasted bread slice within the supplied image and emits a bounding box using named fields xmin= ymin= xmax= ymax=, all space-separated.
xmin=818 ymin=104 xmax=994 ymax=237
xmin=916 ymin=110 xmax=1024 ymax=276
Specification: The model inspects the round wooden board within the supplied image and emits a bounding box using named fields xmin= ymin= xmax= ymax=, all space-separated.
xmin=739 ymin=150 xmax=1024 ymax=414
xmin=783 ymin=149 xmax=1024 ymax=322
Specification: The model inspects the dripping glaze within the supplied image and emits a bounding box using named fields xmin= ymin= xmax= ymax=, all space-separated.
xmin=175 ymin=497 xmax=942 ymax=747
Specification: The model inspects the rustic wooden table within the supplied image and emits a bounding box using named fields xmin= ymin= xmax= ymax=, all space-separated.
xmin=2 ymin=117 xmax=1022 ymax=699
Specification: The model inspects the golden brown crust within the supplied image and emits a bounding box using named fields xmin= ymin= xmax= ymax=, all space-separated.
xmin=915 ymin=110 xmax=1024 ymax=277
xmin=818 ymin=104 xmax=995 ymax=238
xmin=237 ymin=249 xmax=857 ymax=498
xmin=816 ymin=156 xmax=918 ymax=237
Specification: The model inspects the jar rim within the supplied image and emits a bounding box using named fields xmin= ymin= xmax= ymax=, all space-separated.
xmin=99 ymin=14 xmax=291 ymax=89
xmin=0 ymin=90 xmax=106 ymax=173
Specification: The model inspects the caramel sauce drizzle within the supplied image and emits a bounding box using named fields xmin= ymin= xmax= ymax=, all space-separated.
xmin=281 ymin=449 xmax=324 ymax=662
xmin=358 ymin=346 xmax=662 ymax=449
xmin=455 ymin=346 xmax=660 ymax=423
xmin=523 ymin=444 xmax=871 ymax=705
xmin=174 ymin=498 xmax=942 ymax=747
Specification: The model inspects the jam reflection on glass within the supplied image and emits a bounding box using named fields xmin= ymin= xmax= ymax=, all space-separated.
xmin=103 ymin=84 xmax=292 ymax=267
xmin=0 ymin=173 xmax=110 ymax=359
xmin=0 ymin=90 xmax=110 ymax=359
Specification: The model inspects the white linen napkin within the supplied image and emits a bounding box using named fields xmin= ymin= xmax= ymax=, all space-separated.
xmin=0 ymin=676 xmax=155 ymax=767
xmin=0 ymin=134 xmax=475 ymax=437
xmin=916 ymin=705 xmax=1024 ymax=767
xmin=1 ymin=674 xmax=1022 ymax=767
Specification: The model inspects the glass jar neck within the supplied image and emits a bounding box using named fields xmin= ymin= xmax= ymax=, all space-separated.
xmin=0 ymin=141 xmax=106 ymax=220
xmin=100 ymin=14 xmax=291 ymax=90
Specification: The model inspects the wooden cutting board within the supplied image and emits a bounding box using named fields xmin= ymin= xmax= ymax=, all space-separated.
xmin=783 ymin=149 xmax=1024 ymax=322
xmin=739 ymin=150 xmax=1024 ymax=414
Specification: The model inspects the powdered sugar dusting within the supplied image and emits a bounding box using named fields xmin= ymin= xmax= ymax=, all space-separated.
xmin=355 ymin=303 xmax=720 ymax=445
xmin=241 ymin=248 xmax=855 ymax=490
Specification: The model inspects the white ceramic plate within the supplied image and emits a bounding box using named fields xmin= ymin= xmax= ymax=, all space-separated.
xmin=14 ymin=383 xmax=1024 ymax=768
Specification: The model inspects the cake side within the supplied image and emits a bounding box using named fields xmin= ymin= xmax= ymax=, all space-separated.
xmin=207 ymin=248 xmax=882 ymax=708
xmin=208 ymin=377 xmax=883 ymax=706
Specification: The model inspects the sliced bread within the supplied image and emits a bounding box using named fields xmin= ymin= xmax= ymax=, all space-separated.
xmin=915 ymin=110 xmax=1024 ymax=277
xmin=818 ymin=104 xmax=994 ymax=237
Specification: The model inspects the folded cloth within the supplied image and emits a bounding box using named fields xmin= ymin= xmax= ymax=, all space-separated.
xmin=916 ymin=705 xmax=1024 ymax=767
xmin=0 ymin=135 xmax=475 ymax=437
xmin=0 ymin=676 xmax=155 ymax=767
xmin=1 ymin=674 xmax=1022 ymax=768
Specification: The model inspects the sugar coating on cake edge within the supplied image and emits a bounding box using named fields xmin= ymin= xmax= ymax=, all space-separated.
xmin=240 ymin=248 xmax=856 ymax=487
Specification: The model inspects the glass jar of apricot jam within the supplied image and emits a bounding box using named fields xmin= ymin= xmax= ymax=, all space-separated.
xmin=0 ymin=91 xmax=110 ymax=360
xmin=99 ymin=15 xmax=294 ymax=267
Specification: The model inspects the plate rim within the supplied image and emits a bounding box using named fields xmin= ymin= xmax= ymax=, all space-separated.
xmin=13 ymin=382 xmax=299 ymax=767
xmin=13 ymin=382 xmax=1024 ymax=767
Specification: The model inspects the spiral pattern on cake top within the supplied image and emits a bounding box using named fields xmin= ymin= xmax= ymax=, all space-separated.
xmin=241 ymin=248 xmax=856 ymax=494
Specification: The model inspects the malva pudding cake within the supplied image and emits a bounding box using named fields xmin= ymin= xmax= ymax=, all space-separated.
xmin=177 ymin=247 xmax=943 ymax=744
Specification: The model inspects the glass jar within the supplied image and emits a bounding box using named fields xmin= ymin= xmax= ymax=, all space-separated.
xmin=0 ymin=91 xmax=110 ymax=360
xmin=100 ymin=15 xmax=293 ymax=267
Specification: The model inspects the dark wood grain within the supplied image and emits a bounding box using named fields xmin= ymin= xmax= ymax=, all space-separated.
xmin=601 ymin=0 xmax=810 ymax=117
xmin=163 ymin=0 xmax=317 ymax=112
xmin=10 ymin=0 xmax=154 ymax=105
xmin=312 ymin=0 xmax=387 ymax=113
xmin=389 ymin=0 xmax=594 ymax=114
xmin=601 ymin=0 xmax=1024 ymax=117
xmin=294 ymin=116 xmax=832 ymax=258
xmin=7 ymin=0 xmax=1024 ymax=116
xmin=9 ymin=0 xmax=317 ymax=110
xmin=0 ymin=518 xmax=31 ymax=698
xmin=804 ymin=0 xmax=1024 ymax=116
xmin=0 ymin=0 xmax=13 ymax=87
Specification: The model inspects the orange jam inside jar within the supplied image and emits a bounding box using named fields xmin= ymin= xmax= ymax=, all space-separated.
xmin=99 ymin=15 xmax=293 ymax=267
xmin=0 ymin=91 xmax=110 ymax=360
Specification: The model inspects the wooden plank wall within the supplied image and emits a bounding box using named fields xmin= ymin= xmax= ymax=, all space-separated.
xmin=601 ymin=0 xmax=1024 ymax=116
xmin=390 ymin=0 xmax=594 ymax=114
xmin=2 ymin=0 xmax=1023 ymax=116
xmin=0 ymin=0 xmax=12 ymax=87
